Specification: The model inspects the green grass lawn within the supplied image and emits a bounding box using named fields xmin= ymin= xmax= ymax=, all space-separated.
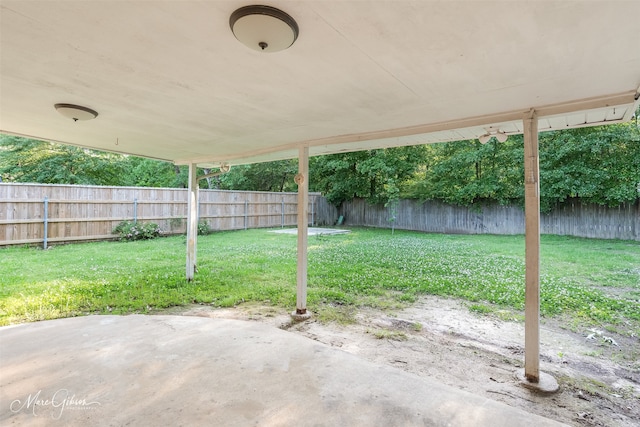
xmin=1 ymin=228 xmax=638 ymax=335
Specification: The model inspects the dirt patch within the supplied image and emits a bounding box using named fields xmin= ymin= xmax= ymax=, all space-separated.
xmin=159 ymin=296 xmax=640 ymax=427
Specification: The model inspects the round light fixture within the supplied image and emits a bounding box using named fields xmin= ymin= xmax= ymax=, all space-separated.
xmin=54 ymin=104 xmax=98 ymax=121
xmin=230 ymin=5 xmax=299 ymax=53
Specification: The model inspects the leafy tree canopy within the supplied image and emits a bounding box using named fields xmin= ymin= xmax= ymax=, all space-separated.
xmin=310 ymin=146 xmax=428 ymax=206
xmin=217 ymin=160 xmax=298 ymax=192
xmin=402 ymin=137 xmax=524 ymax=207
xmin=0 ymin=134 xmax=191 ymax=188
xmin=403 ymin=120 xmax=640 ymax=212
xmin=122 ymin=156 xmax=189 ymax=188
xmin=0 ymin=135 xmax=126 ymax=185
xmin=539 ymin=123 xmax=640 ymax=210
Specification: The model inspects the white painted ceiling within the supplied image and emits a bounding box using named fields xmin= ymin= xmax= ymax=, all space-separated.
xmin=1 ymin=1 xmax=639 ymax=168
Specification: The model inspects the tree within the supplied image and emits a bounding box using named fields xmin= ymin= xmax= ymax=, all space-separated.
xmin=0 ymin=134 xmax=200 ymax=188
xmin=121 ymin=157 xmax=189 ymax=188
xmin=539 ymin=122 xmax=640 ymax=211
xmin=404 ymin=137 xmax=523 ymax=206
xmin=218 ymin=160 xmax=298 ymax=192
xmin=310 ymin=146 xmax=428 ymax=206
xmin=0 ymin=135 xmax=127 ymax=185
xmin=404 ymin=119 xmax=640 ymax=212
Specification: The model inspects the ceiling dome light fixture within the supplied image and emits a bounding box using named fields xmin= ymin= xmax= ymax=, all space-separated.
xmin=230 ymin=5 xmax=299 ymax=53
xmin=54 ymin=104 xmax=98 ymax=121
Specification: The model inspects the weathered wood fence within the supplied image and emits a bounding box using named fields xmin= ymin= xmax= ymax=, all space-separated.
xmin=341 ymin=198 xmax=640 ymax=241
xmin=3 ymin=183 xmax=637 ymax=246
xmin=0 ymin=183 xmax=338 ymax=247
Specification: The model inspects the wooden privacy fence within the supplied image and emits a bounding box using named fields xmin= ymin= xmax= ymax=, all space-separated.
xmin=0 ymin=183 xmax=338 ymax=247
xmin=341 ymin=198 xmax=640 ymax=241
xmin=5 ymin=183 xmax=635 ymax=245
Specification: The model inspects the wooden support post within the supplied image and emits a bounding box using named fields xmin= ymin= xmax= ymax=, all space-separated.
xmin=292 ymin=146 xmax=311 ymax=320
xmin=186 ymin=163 xmax=198 ymax=281
xmin=518 ymin=111 xmax=557 ymax=393
xmin=523 ymin=109 xmax=540 ymax=382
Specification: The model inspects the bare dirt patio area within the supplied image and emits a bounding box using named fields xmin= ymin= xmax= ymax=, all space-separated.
xmin=165 ymin=296 xmax=640 ymax=427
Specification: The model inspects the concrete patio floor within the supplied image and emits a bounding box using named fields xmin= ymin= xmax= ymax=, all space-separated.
xmin=0 ymin=315 xmax=567 ymax=426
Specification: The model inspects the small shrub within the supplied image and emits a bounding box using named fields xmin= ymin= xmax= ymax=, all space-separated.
xmin=113 ymin=221 xmax=161 ymax=241
xmin=198 ymin=221 xmax=211 ymax=236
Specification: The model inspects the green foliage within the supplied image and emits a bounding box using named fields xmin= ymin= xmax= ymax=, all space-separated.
xmin=218 ymin=160 xmax=298 ymax=192
xmin=404 ymin=121 xmax=640 ymax=212
xmin=404 ymin=138 xmax=524 ymax=206
xmin=0 ymin=134 xmax=201 ymax=188
xmin=309 ymin=119 xmax=640 ymax=211
xmin=122 ymin=157 xmax=189 ymax=188
xmin=113 ymin=221 xmax=162 ymax=241
xmin=198 ymin=221 xmax=211 ymax=235
xmin=310 ymin=146 xmax=428 ymax=206
xmin=538 ymin=123 xmax=640 ymax=211
xmin=469 ymin=303 xmax=494 ymax=315
xmin=0 ymin=135 xmax=127 ymax=185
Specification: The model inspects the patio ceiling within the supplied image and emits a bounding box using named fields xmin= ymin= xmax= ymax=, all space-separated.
xmin=1 ymin=1 xmax=639 ymax=168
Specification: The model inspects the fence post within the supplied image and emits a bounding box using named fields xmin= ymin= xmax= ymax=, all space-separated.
xmin=311 ymin=197 xmax=315 ymax=226
xmin=244 ymin=200 xmax=248 ymax=230
xmin=281 ymin=198 xmax=285 ymax=228
xmin=43 ymin=197 xmax=48 ymax=250
xmin=133 ymin=197 xmax=138 ymax=224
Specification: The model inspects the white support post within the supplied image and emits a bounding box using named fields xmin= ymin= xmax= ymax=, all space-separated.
xmin=186 ymin=163 xmax=198 ymax=281
xmin=519 ymin=110 xmax=558 ymax=393
xmin=292 ymin=146 xmax=311 ymax=320
xmin=523 ymin=110 xmax=540 ymax=382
